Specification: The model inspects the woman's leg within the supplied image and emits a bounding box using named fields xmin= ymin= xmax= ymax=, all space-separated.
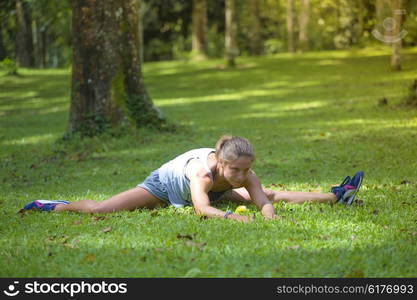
xmin=54 ymin=187 xmax=166 ymax=213
xmin=225 ymin=187 xmax=337 ymax=204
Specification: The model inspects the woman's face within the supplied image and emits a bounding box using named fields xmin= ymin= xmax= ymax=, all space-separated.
xmin=221 ymin=155 xmax=253 ymax=188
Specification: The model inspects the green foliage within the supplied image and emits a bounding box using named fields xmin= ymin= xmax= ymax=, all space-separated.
xmin=0 ymin=58 xmax=18 ymax=76
xmin=110 ymin=69 xmax=167 ymax=131
xmin=263 ymin=39 xmax=285 ymax=55
xmin=1 ymin=48 xmax=417 ymax=277
xmin=142 ymin=0 xmax=192 ymax=61
xmin=2 ymin=0 xmax=417 ymax=64
xmin=68 ymin=113 xmax=111 ymax=139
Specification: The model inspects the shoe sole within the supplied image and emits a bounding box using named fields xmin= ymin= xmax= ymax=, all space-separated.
xmin=345 ymin=175 xmax=363 ymax=205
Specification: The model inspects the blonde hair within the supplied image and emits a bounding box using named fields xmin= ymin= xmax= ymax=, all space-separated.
xmin=215 ymin=135 xmax=255 ymax=162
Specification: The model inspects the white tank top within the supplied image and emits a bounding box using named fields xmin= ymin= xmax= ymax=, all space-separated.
xmin=158 ymin=148 xmax=215 ymax=207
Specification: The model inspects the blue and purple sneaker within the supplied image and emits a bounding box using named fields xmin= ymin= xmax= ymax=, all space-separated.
xmin=331 ymin=171 xmax=364 ymax=205
xmin=20 ymin=200 xmax=70 ymax=212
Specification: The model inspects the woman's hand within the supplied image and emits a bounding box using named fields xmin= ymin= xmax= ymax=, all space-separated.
xmin=227 ymin=213 xmax=251 ymax=223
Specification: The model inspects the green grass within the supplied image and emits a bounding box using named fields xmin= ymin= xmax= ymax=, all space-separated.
xmin=1 ymin=47 xmax=416 ymax=277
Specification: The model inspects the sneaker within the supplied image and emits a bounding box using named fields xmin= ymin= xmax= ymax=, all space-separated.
xmin=331 ymin=176 xmax=351 ymax=203
xmin=344 ymin=171 xmax=364 ymax=205
xmin=331 ymin=171 xmax=364 ymax=205
xmin=20 ymin=200 xmax=70 ymax=212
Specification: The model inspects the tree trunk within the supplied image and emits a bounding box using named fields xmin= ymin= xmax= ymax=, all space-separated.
xmin=15 ymin=0 xmax=35 ymax=67
xmin=32 ymin=18 xmax=45 ymax=68
xmin=40 ymin=28 xmax=47 ymax=68
xmin=298 ymin=0 xmax=309 ymax=53
xmin=375 ymin=0 xmax=392 ymax=38
xmin=225 ymin=0 xmax=238 ymax=67
xmin=249 ymin=0 xmax=262 ymax=56
xmin=356 ymin=0 xmax=365 ymax=44
xmin=138 ymin=0 xmax=145 ymax=64
xmin=68 ymin=0 xmax=164 ymax=137
xmin=390 ymin=0 xmax=402 ymax=70
xmin=192 ymin=0 xmax=208 ymax=60
xmin=286 ymin=0 xmax=295 ymax=53
xmin=0 ymin=19 xmax=7 ymax=60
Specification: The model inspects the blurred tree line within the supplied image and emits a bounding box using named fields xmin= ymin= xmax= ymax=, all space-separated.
xmin=1 ymin=0 xmax=417 ymax=68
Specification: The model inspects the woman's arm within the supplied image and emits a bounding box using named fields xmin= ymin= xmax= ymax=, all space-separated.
xmin=187 ymin=160 xmax=250 ymax=222
xmin=244 ymin=171 xmax=276 ymax=219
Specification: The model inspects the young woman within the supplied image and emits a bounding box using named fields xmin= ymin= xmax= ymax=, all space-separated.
xmin=21 ymin=135 xmax=364 ymax=222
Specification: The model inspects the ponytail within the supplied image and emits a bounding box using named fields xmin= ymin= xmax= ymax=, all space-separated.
xmin=215 ymin=135 xmax=255 ymax=162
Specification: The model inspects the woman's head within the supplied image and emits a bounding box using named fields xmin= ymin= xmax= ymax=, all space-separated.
xmin=215 ymin=135 xmax=255 ymax=187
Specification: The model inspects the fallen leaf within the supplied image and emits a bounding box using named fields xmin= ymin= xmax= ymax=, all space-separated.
xmin=177 ymin=234 xmax=193 ymax=240
xmin=45 ymin=236 xmax=56 ymax=243
xmin=345 ymin=269 xmax=365 ymax=278
xmin=355 ymin=199 xmax=364 ymax=206
xmin=412 ymin=232 xmax=417 ymax=237
xmin=91 ymin=216 xmax=108 ymax=222
xmin=72 ymin=220 xmax=82 ymax=225
xmin=18 ymin=209 xmax=27 ymax=216
xmin=82 ymin=254 xmax=97 ymax=263
xmin=288 ymin=245 xmax=300 ymax=250
xmin=100 ymin=226 xmax=112 ymax=233
xmin=60 ymin=235 xmax=70 ymax=243
xmin=18 ymin=207 xmax=38 ymax=216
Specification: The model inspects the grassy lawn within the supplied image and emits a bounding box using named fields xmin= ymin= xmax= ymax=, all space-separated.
xmin=0 ymin=47 xmax=416 ymax=277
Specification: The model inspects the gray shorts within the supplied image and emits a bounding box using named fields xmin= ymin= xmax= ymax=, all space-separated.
xmin=138 ymin=169 xmax=229 ymax=206
xmin=137 ymin=170 xmax=170 ymax=204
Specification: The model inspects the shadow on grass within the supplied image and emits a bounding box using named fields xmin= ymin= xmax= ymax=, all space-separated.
xmin=1 ymin=205 xmax=415 ymax=277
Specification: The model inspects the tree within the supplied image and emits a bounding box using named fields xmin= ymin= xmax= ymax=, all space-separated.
xmin=286 ymin=0 xmax=295 ymax=53
xmin=68 ymin=0 xmax=165 ymax=137
xmin=390 ymin=0 xmax=403 ymax=70
xmin=375 ymin=0 xmax=392 ymax=38
xmin=249 ymin=0 xmax=262 ymax=56
xmin=298 ymin=0 xmax=310 ymax=52
xmin=15 ymin=0 xmax=34 ymax=67
xmin=29 ymin=0 xmax=72 ymax=68
xmin=192 ymin=0 xmax=208 ymax=60
xmin=225 ymin=0 xmax=238 ymax=67
xmin=0 ymin=18 xmax=6 ymax=60
xmin=138 ymin=0 xmax=146 ymax=64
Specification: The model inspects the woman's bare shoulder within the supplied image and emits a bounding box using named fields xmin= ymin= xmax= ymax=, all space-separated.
xmin=185 ymin=159 xmax=212 ymax=181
